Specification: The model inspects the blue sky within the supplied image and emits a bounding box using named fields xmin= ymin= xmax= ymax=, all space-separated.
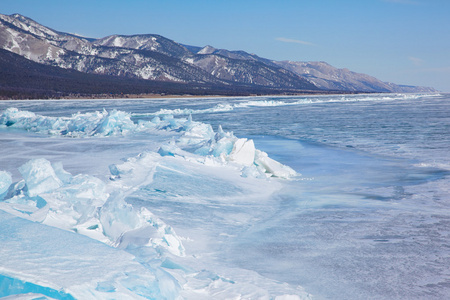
xmin=2 ymin=0 xmax=449 ymax=91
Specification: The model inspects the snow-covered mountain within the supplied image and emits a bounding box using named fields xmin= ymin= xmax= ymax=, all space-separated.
xmin=0 ymin=14 xmax=225 ymax=85
xmin=93 ymin=34 xmax=192 ymax=58
xmin=185 ymin=45 xmax=436 ymax=93
xmin=0 ymin=13 xmax=437 ymax=95
xmin=274 ymin=61 xmax=437 ymax=93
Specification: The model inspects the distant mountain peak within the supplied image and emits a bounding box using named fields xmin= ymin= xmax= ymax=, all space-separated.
xmin=11 ymin=13 xmax=25 ymax=19
xmin=10 ymin=13 xmax=32 ymax=21
xmin=198 ymin=45 xmax=217 ymax=55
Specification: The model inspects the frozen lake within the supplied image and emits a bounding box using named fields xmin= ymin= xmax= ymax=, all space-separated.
xmin=0 ymin=93 xmax=449 ymax=299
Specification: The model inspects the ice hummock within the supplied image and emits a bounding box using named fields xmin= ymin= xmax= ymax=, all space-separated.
xmin=1 ymin=157 xmax=185 ymax=256
xmin=0 ymin=108 xmax=297 ymax=179
xmin=1 ymin=93 xmax=449 ymax=299
xmin=0 ymin=158 xmax=188 ymax=298
xmin=0 ymin=107 xmax=137 ymax=137
xmin=0 ymin=107 xmax=308 ymax=299
xmin=0 ymin=158 xmax=308 ymax=299
xmin=18 ymin=158 xmax=63 ymax=197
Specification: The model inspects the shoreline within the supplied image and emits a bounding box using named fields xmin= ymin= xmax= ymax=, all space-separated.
xmin=2 ymin=90 xmax=442 ymax=102
xmin=0 ymin=90 xmax=364 ymax=101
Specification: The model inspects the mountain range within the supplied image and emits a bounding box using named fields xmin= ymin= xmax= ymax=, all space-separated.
xmin=0 ymin=13 xmax=437 ymax=99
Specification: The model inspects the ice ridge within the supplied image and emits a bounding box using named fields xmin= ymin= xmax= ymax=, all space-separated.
xmin=131 ymin=93 xmax=441 ymax=117
xmin=0 ymin=155 xmax=309 ymax=299
xmin=0 ymin=108 xmax=136 ymax=137
xmin=0 ymin=108 xmax=297 ymax=179
xmin=0 ymin=108 xmax=309 ymax=299
xmin=0 ymin=157 xmax=185 ymax=257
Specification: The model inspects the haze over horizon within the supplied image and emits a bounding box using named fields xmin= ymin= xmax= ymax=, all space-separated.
xmin=2 ymin=0 xmax=449 ymax=92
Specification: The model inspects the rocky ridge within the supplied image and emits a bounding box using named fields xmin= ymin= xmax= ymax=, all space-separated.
xmin=0 ymin=13 xmax=437 ymax=95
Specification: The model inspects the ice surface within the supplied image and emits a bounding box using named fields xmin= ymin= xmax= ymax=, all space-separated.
xmin=0 ymin=171 xmax=12 ymax=197
xmin=228 ymin=138 xmax=255 ymax=166
xmin=254 ymin=150 xmax=297 ymax=178
xmin=0 ymin=274 xmax=76 ymax=300
xmin=130 ymin=93 xmax=441 ymax=118
xmin=18 ymin=158 xmax=63 ymax=197
xmin=1 ymin=93 xmax=448 ymax=299
xmin=0 ymin=211 xmax=174 ymax=300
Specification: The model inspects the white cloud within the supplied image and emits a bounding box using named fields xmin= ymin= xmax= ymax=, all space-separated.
xmin=275 ymin=37 xmax=316 ymax=46
xmin=408 ymin=56 xmax=425 ymax=66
